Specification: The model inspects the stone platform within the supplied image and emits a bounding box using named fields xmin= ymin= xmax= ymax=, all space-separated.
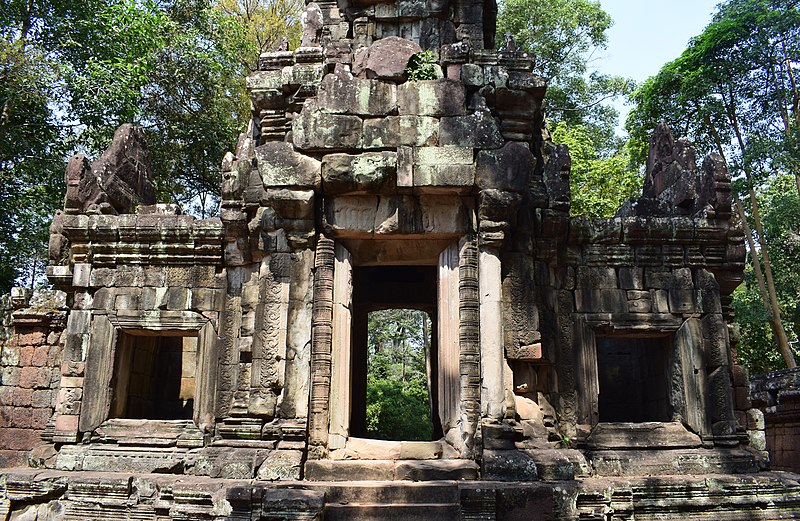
xmin=2 ymin=468 xmax=800 ymax=520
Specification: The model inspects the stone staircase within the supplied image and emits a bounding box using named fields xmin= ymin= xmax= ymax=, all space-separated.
xmin=313 ymin=481 xmax=462 ymax=521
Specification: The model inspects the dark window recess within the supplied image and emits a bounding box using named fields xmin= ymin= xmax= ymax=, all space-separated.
xmin=110 ymin=332 xmax=197 ymax=420
xmin=596 ymin=336 xmax=672 ymax=423
xmin=350 ymin=265 xmax=442 ymax=440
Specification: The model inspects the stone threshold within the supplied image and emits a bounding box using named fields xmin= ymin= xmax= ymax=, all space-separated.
xmin=304 ymin=459 xmax=479 ymax=481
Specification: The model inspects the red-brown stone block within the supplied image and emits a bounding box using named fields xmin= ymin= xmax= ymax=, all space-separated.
xmin=16 ymin=330 xmax=47 ymax=347
xmin=12 ymin=387 xmax=33 ymax=406
xmin=10 ymin=407 xmax=33 ymax=429
xmin=17 ymin=345 xmax=34 ymax=367
xmin=31 ymin=345 xmax=50 ymax=367
xmin=0 ymin=427 xmax=40 ymax=450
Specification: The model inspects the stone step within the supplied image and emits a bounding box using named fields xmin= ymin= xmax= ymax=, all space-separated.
xmin=308 ymin=481 xmax=460 ymax=504
xmin=305 ymin=459 xmax=479 ymax=481
xmin=325 ymin=503 xmax=461 ymax=521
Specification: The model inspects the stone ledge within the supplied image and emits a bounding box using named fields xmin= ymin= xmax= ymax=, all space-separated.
xmin=586 ymin=422 xmax=702 ymax=450
xmin=586 ymin=448 xmax=759 ymax=477
xmin=304 ymin=459 xmax=479 ymax=481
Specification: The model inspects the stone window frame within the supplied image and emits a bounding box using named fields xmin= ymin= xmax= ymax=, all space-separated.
xmin=574 ymin=316 xmax=711 ymax=445
xmin=79 ymin=310 xmax=218 ymax=439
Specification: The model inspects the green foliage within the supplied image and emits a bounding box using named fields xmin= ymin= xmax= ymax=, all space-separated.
xmin=0 ymin=0 xmax=301 ymax=290
xmin=550 ymin=121 xmax=641 ymax=217
xmin=366 ymin=379 xmax=432 ymax=441
xmin=1 ymin=1 xmax=74 ymax=289
xmin=404 ymin=51 xmax=439 ymax=81
xmin=625 ymin=0 xmax=800 ymax=371
xmin=215 ymin=0 xmax=303 ymax=71
xmin=733 ymin=174 xmax=800 ymax=373
xmin=626 ymin=0 xmax=800 ymax=176
xmin=365 ymin=309 xmax=433 ymax=440
xmin=496 ymin=0 xmax=635 ymax=156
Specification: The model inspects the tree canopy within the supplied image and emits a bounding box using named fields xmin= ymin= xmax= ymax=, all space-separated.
xmin=366 ymin=309 xmax=433 ymax=441
xmin=496 ymin=0 xmax=639 ymax=217
xmin=626 ymin=0 xmax=800 ymax=371
xmin=0 ymin=0 xmax=301 ymax=291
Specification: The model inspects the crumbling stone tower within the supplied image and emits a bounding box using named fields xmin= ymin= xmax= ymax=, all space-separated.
xmin=3 ymin=0 xmax=800 ymax=518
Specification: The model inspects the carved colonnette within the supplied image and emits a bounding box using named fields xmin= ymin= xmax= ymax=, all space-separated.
xmin=308 ymin=236 xmax=335 ymax=456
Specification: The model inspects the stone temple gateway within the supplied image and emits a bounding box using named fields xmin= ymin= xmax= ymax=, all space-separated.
xmin=1 ymin=0 xmax=800 ymax=518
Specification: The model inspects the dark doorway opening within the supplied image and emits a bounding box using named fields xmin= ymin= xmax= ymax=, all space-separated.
xmin=596 ymin=335 xmax=672 ymax=423
xmin=110 ymin=332 xmax=196 ymax=420
xmin=350 ymin=266 xmax=442 ymax=440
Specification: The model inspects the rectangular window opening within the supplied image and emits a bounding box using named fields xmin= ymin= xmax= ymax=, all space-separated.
xmin=350 ymin=265 xmax=442 ymax=441
xmin=111 ymin=332 xmax=197 ymax=420
xmin=366 ymin=308 xmax=435 ymax=441
xmin=596 ymin=335 xmax=672 ymax=423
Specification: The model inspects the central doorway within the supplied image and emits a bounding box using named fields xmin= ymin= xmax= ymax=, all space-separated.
xmin=350 ymin=266 xmax=443 ymax=440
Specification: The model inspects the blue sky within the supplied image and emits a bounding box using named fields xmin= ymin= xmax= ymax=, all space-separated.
xmin=597 ymin=0 xmax=721 ymax=130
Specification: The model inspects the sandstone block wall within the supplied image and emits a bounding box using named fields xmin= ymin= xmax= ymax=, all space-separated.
xmin=0 ymin=290 xmax=66 ymax=467
xmin=752 ymin=368 xmax=800 ymax=472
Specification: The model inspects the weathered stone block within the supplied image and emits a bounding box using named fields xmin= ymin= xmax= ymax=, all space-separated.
xmin=735 ymin=386 xmax=752 ymax=410
xmin=417 ymin=195 xmax=473 ymax=235
xmin=191 ymin=288 xmax=223 ymax=312
xmin=265 ymin=189 xmax=315 ymax=220
xmin=256 ymin=450 xmax=303 ymax=480
xmin=707 ymin=366 xmax=735 ymax=424
xmin=255 ymin=142 xmax=321 ymax=188
xmin=507 ymin=71 xmax=547 ymax=93
xmin=397 ymin=79 xmax=466 ymax=116
xmin=644 ymin=267 xmax=693 ymax=289
xmin=0 ymin=428 xmax=41 ymax=451
xmin=414 ymin=165 xmax=475 ymax=189
xmin=318 ymin=68 xmax=396 ymax=115
xmin=322 ymin=152 xmax=396 ymax=194
xmin=284 ymin=63 xmax=325 ymax=87
xmin=618 ymin=267 xmax=643 ymax=290
xmin=668 ymin=289 xmax=696 ymax=313
xmin=574 ymin=289 xmax=627 ymax=313
xmin=352 ymin=36 xmax=422 ymax=81
xmin=494 ymin=88 xmax=540 ymax=118
xmin=439 ymin=107 xmax=503 ymax=148
xmin=478 ymin=190 xmax=521 ymax=235
xmin=247 ymin=69 xmax=284 ymax=91
xmin=293 ymin=101 xmax=363 ymax=150
xmin=627 ymin=290 xmax=652 ymax=313
xmin=746 ymin=408 xmax=765 ymax=430
xmin=399 ymin=441 xmax=442 ymax=459
xmin=476 ymin=142 xmax=534 ymax=192
xmin=414 ymin=146 xmax=473 ymax=166
xmin=338 ymin=438 xmax=401 ymax=460
xmin=72 ymin=263 xmax=91 ymax=288
xmin=576 ymin=267 xmax=617 ymax=289
xmin=362 ymin=116 xmax=438 ymax=148
xmin=461 ymin=63 xmax=484 ymax=86
xmin=305 ymin=460 xmax=395 ymax=481
xmin=482 ymin=450 xmax=538 ymax=481
xmin=395 ymin=459 xmax=479 ymax=481
xmin=323 ymin=195 xmax=378 ymax=236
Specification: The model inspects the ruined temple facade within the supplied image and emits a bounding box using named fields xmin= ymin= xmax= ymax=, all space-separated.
xmin=2 ymin=0 xmax=800 ymax=518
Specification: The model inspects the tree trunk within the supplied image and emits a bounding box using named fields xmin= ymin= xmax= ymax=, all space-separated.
xmin=422 ymin=312 xmax=433 ymax=419
xmin=722 ymin=88 xmax=796 ymax=368
xmin=779 ymin=39 xmax=800 ymax=196
xmin=735 ymin=199 xmax=796 ymax=368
